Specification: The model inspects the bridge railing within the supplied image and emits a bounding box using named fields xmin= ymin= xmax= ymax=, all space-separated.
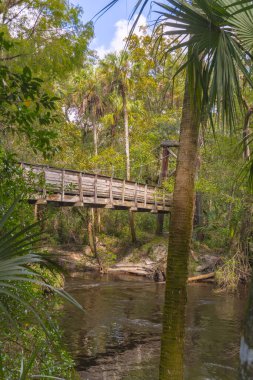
xmin=21 ymin=163 xmax=172 ymax=212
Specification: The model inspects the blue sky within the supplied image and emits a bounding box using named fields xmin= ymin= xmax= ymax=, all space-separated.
xmin=73 ymin=1 xmax=148 ymax=56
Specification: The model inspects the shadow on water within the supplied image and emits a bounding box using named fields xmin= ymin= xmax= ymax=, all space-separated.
xmin=59 ymin=272 xmax=247 ymax=380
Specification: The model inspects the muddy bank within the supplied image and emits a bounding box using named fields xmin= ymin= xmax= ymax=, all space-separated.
xmin=47 ymin=236 xmax=221 ymax=282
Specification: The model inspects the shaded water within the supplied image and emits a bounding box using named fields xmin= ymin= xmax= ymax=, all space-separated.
xmin=60 ymin=272 xmax=247 ymax=379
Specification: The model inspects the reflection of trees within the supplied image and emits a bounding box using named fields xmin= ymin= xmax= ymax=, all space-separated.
xmin=60 ymin=275 xmax=246 ymax=379
xmin=239 ymin=279 xmax=253 ymax=379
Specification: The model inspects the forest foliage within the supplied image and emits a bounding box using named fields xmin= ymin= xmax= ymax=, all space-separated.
xmin=0 ymin=0 xmax=253 ymax=378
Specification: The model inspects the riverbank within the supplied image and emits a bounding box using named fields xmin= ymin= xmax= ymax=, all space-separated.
xmin=47 ymin=235 xmax=222 ymax=283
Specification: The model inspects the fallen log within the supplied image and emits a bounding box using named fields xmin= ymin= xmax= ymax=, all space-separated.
xmin=108 ymin=265 xmax=216 ymax=282
xmin=108 ymin=267 xmax=151 ymax=276
xmin=188 ymin=272 xmax=215 ymax=283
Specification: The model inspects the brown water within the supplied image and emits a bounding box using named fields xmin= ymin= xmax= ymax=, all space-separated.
xmin=60 ymin=272 xmax=247 ymax=380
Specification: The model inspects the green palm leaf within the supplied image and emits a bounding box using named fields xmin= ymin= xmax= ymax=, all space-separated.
xmin=0 ymin=203 xmax=83 ymax=332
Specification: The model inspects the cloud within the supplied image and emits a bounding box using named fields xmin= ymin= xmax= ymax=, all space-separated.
xmin=95 ymin=15 xmax=147 ymax=58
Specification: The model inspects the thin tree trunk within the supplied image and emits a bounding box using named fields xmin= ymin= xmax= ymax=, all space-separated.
xmin=243 ymin=106 xmax=252 ymax=161
xmin=122 ymin=85 xmax=137 ymax=243
xmin=92 ymin=121 xmax=102 ymax=232
xmin=239 ymin=276 xmax=253 ymax=379
xmin=129 ymin=211 xmax=137 ymax=243
xmin=122 ymin=87 xmax=130 ymax=181
xmin=87 ymin=208 xmax=103 ymax=272
xmin=159 ymin=81 xmax=200 ymax=379
xmin=93 ymin=123 xmax=98 ymax=157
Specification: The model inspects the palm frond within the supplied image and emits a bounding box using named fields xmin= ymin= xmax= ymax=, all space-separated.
xmin=0 ymin=203 xmax=83 ymax=332
xmin=154 ymin=0 xmax=253 ymax=129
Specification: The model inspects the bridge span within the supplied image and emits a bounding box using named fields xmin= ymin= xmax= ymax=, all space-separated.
xmin=21 ymin=163 xmax=172 ymax=213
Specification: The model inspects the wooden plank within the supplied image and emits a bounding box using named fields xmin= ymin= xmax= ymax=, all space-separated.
xmin=43 ymin=169 xmax=47 ymax=199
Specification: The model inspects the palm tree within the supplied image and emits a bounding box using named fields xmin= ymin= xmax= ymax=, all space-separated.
xmin=71 ymin=67 xmax=106 ymax=157
xmin=102 ymin=0 xmax=253 ymax=378
xmin=0 ymin=202 xmax=81 ymax=326
xmin=100 ymin=52 xmax=137 ymax=242
xmin=154 ymin=2 xmax=253 ymax=378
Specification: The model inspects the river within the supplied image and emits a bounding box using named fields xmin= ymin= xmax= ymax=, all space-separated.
xmin=60 ymin=272 xmax=247 ymax=380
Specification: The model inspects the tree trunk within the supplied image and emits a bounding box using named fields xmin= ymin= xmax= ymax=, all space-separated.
xmin=122 ymin=86 xmax=130 ymax=181
xmin=159 ymin=81 xmax=200 ymax=380
xmin=129 ymin=211 xmax=137 ymax=244
xmin=122 ymin=85 xmax=137 ymax=243
xmin=239 ymin=276 xmax=253 ymax=379
xmin=93 ymin=123 xmax=98 ymax=157
xmin=243 ymin=106 xmax=252 ymax=161
xmin=87 ymin=208 xmax=103 ymax=272
xmin=194 ymin=191 xmax=204 ymax=241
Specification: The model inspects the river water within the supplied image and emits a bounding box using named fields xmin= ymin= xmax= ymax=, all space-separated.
xmin=60 ymin=272 xmax=247 ymax=380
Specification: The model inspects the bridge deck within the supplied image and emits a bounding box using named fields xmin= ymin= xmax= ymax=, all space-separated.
xmin=22 ymin=163 xmax=172 ymax=213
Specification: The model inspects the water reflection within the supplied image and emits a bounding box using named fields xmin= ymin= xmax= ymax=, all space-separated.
xmin=60 ymin=272 xmax=246 ymax=379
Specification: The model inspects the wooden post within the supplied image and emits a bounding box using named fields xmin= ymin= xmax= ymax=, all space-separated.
xmin=134 ymin=182 xmax=138 ymax=207
xmin=79 ymin=172 xmax=83 ymax=203
xmin=105 ymin=177 xmax=114 ymax=209
xmin=130 ymin=182 xmax=138 ymax=212
xmin=34 ymin=203 xmax=38 ymax=221
xmin=153 ymin=187 xmax=158 ymax=213
xmin=144 ymin=184 xmax=147 ymax=207
xmin=122 ymin=180 xmax=126 ymax=204
xmin=61 ymin=170 xmax=65 ymax=202
xmin=94 ymin=175 xmax=98 ymax=203
xmin=42 ymin=168 xmax=47 ymax=200
xmin=163 ymin=189 xmax=166 ymax=209
xmin=109 ymin=177 xmax=113 ymax=205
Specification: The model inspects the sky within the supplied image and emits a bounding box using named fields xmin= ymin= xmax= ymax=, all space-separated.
xmin=73 ymin=0 xmax=149 ymax=57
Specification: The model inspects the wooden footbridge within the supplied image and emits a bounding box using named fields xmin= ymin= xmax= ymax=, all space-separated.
xmin=21 ymin=163 xmax=172 ymax=213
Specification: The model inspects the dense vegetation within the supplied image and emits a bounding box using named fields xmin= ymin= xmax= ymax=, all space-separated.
xmin=1 ymin=0 xmax=253 ymax=378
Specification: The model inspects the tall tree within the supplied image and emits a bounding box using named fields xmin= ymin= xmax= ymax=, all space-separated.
xmin=0 ymin=0 xmax=93 ymax=80
xmin=71 ymin=67 xmax=106 ymax=157
xmin=100 ymin=52 xmax=137 ymax=242
xmin=102 ymin=0 xmax=253 ymax=378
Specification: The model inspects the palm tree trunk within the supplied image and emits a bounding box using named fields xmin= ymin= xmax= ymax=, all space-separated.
xmin=122 ymin=87 xmax=131 ymax=180
xmin=239 ymin=275 xmax=253 ymax=379
xmin=122 ymin=85 xmax=137 ymax=243
xmin=93 ymin=123 xmax=98 ymax=157
xmin=243 ymin=105 xmax=252 ymax=161
xmin=159 ymin=81 xmax=200 ymax=379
